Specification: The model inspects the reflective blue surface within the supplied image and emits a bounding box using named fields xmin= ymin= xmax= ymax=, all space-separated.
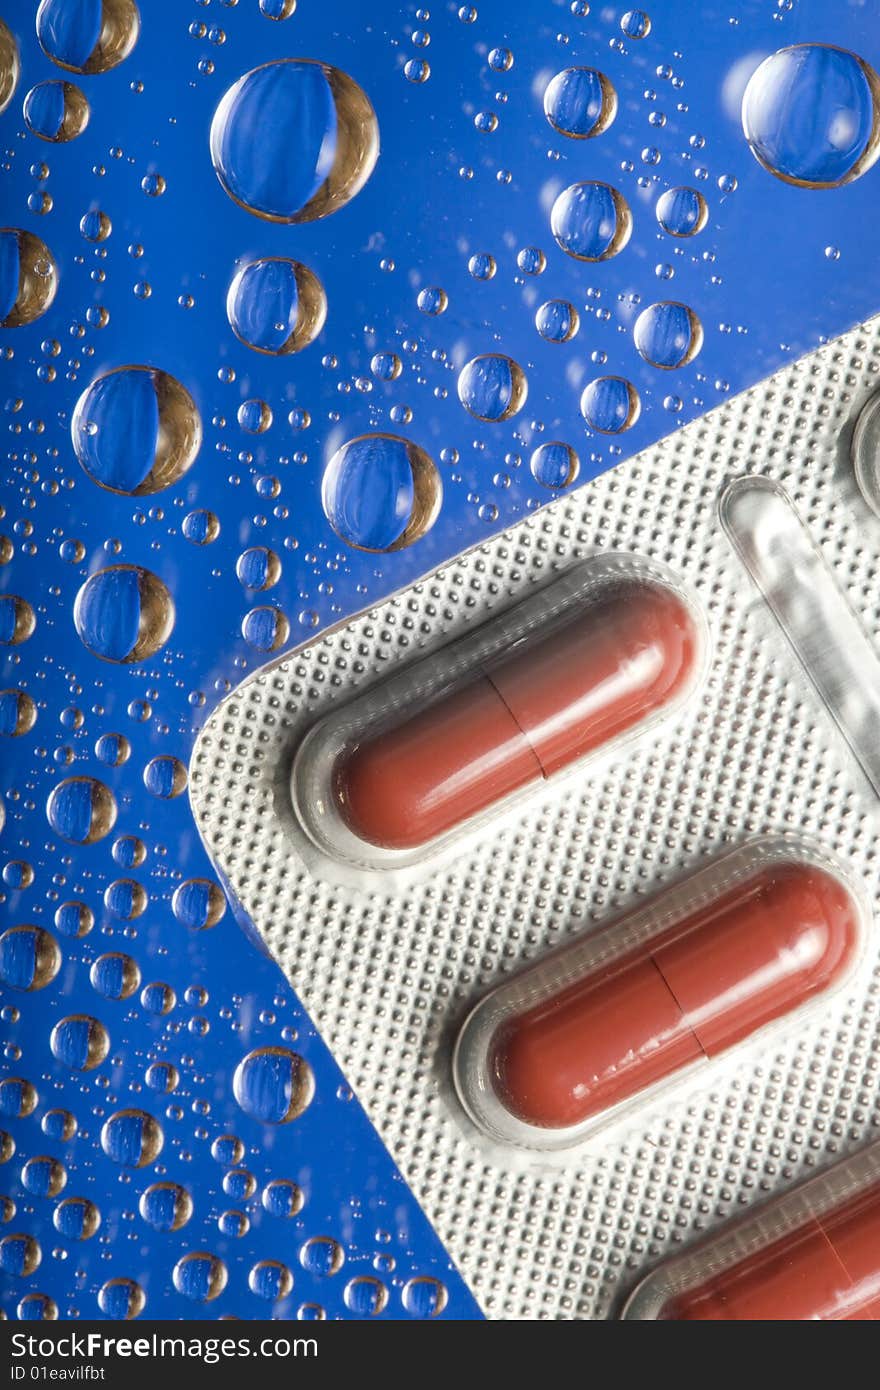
xmin=2 ymin=0 xmax=880 ymax=1324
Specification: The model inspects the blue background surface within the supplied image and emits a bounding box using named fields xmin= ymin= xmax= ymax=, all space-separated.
xmin=2 ymin=0 xmax=880 ymax=1321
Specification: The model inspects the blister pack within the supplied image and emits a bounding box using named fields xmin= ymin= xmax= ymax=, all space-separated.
xmin=192 ymin=313 xmax=880 ymax=1319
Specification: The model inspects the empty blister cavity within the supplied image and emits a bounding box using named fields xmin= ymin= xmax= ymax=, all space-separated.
xmin=721 ymin=476 xmax=880 ymax=802
xmin=623 ymin=1142 xmax=880 ymax=1319
xmin=291 ymin=558 xmax=707 ymax=874
xmin=453 ymin=840 xmax=867 ymax=1152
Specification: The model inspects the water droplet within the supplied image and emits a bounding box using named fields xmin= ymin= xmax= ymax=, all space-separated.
xmin=344 ymin=1276 xmax=388 ymax=1316
xmin=417 ymin=285 xmax=447 ymax=316
xmin=145 ymin=1061 xmax=178 ymax=1093
xmin=23 ymin=80 xmax=89 ymax=142
xmin=488 ymin=47 xmax=513 ymax=73
xmin=53 ymin=1197 xmax=100 ymax=1240
xmin=226 ymin=257 xmax=326 ymax=355
xmin=550 ymin=181 xmax=632 ymax=261
xmin=322 ymin=433 xmax=441 ymax=551
xmin=0 ymin=926 xmax=60 ymax=991
xmin=233 ymin=1046 xmax=315 ymax=1124
xmin=37 ymin=0 xmax=140 ymax=75
xmin=241 ymin=605 xmax=289 ymax=652
xmin=467 ymin=252 xmax=496 ymax=280
xmin=90 ymin=952 xmax=140 ymax=1000
xmin=0 ymin=229 xmax=58 ymax=327
xmin=104 ymin=877 xmax=146 ymax=919
xmin=79 ymin=209 xmax=111 ymax=242
xmin=262 ymin=1179 xmax=304 ymax=1218
xmin=21 ymin=1156 xmax=67 ymax=1198
xmin=249 ymin=1259 xmax=293 ymax=1299
xmin=543 ymin=67 xmax=617 ymax=139
xmin=237 ymin=398 xmax=272 ymax=433
xmin=54 ymin=901 xmax=93 ymax=939
xmin=171 ymin=878 xmax=225 ymax=929
xmin=404 ymin=57 xmax=430 ymax=84
xmin=300 ymin=1236 xmax=344 ymax=1275
xmin=0 ymin=20 xmax=19 ymax=116
xmin=182 ymin=508 xmax=219 ymax=545
xmin=656 ymin=185 xmax=708 ymax=237
xmin=50 ymin=1015 xmax=109 ymax=1071
xmin=139 ymin=1182 xmax=192 ymax=1231
xmin=3 ymin=860 xmax=33 ymax=889
xmin=210 ymin=59 xmax=379 ymax=223
xmin=42 ymin=1110 xmax=76 ymax=1142
xmin=140 ymin=981 xmax=175 ymax=1015
xmin=223 ymin=1169 xmax=256 ymax=1201
xmin=94 ymin=732 xmax=130 ymax=767
xmin=516 ymin=245 xmax=546 ymax=275
xmin=260 ymin=0 xmax=296 ymax=17
xmin=529 ymin=442 xmax=579 ymax=489
xmin=47 ymin=776 xmax=117 ymax=842
xmin=0 ymin=688 xmax=36 ymax=736
xmin=97 ymin=1278 xmax=144 ymax=1321
xmin=535 ymin=299 xmax=579 ymax=343
xmin=17 ymin=1293 xmax=57 ymax=1321
xmin=72 ymin=367 xmax=202 ymax=495
xmin=369 ymin=351 xmax=401 ymax=381
xmin=0 ymin=1233 xmax=41 ymax=1277
xmin=402 ymin=1276 xmax=448 ymax=1318
xmin=0 ymin=1078 xmax=37 ymax=1118
xmin=633 ymin=300 xmax=703 ymax=368
xmin=742 ymin=44 xmax=880 ymax=187
xmin=173 ymin=1251 xmax=227 ymax=1302
xmin=74 ymin=565 xmax=174 ymax=663
xmin=219 ymin=1209 xmax=249 ymax=1237
xmin=457 ymin=354 xmax=527 ymax=422
xmin=621 ymin=9 xmax=651 ymax=39
xmin=143 ymin=755 xmax=187 ymax=799
xmin=0 ymin=596 xmax=34 ymax=647
xmin=236 ymin=546 xmax=280 ymax=590
xmin=100 ymin=1109 xmax=163 ymax=1167
xmin=579 ymin=375 xmax=641 ymax=433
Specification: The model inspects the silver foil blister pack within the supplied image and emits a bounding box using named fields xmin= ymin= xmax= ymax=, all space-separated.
xmin=191 ymin=316 xmax=880 ymax=1319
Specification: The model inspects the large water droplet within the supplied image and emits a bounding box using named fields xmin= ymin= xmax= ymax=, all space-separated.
xmin=36 ymin=0 xmax=140 ymax=75
xmin=50 ymin=1014 xmax=110 ymax=1071
xmin=23 ymin=80 xmax=89 ymax=141
xmin=579 ymin=375 xmax=641 ymax=433
xmin=97 ymin=1278 xmax=144 ymax=1320
xmin=535 ymin=299 xmax=579 ymax=343
xmin=53 ymin=1197 xmax=100 ymax=1240
xmin=72 ymin=367 xmax=201 ymax=495
xmin=344 ymin=1276 xmax=388 ymax=1316
xmin=543 ymin=67 xmax=617 ymax=139
xmin=143 ymin=755 xmax=187 ymax=799
xmin=0 ymin=1233 xmax=41 ymax=1277
xmin=0 ymin=688 xmax=36 ymax=736
xmin=249 ymin=1260 xmax=293 ymax=1300
xmin=90 ymin=951 xmax=140 ymax=1000
xmin=633 ymin=300 xmax=703 ymax=369
xmin=322 ymin=433 xmax=441 ymax=551
xmin=457 ymin=354 xmax=527 ymax=421
xmin=0 ymin=20 xmax=19 ymax=116
xmin=262 ymin=1179 xmax=304 ymax=1218
xmin=0 ymin=926 xmax=61 ymax=991
xmin=227 ymin=257 xmax=326 ymax=355
xmin=21 ymin=1156 xmax=66 ymax=1198
xmin=742 ymin=44 xmax=880 ymax=188
xmin=47 ymin=776 xmax=117 ymax=843
xmin=233 ymin=1047 xmax=315 ymax=1124
xmin=550 ymin=181 xmax=631 ymax=261
xmin=402 ymin=1276 xmax=448 ymax=1318
xmin=0 ymin=229 xmax=58 ymax=327
xmin=139 ymin=1182 xmax=192 ymax=1232
xmin=300 ymin=1236 xmax=344 ymax=1275
xmin=530 ymin=442 xmax=579 ymax=489
xmin=100 ymin=1109 xmax=163 ymax=1167
xmin=74 ymin=565 xmax=174 ymax=663
xmin=0 ymin=596 xmax=35 ymax=646
xmin=656 ymin=185 xmax=708 ymax=237
xmin=173 ymin=1251 xmax=227 ymax=1302
xmin=171 ymin=878 xmax=225 ymax=929
xmin=0 ymin=1078 xmax=37 ymax=1118
xmin=210 ymin=59 xmax=379 ymax=223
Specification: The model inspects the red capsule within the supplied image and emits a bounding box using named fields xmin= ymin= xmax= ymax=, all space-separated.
xmin=333 ymin=578 xmax=698 ymax=852
xmin=661 ymin=1177 xmax=880 ymax=1320
xmin=491 ymin=862 xmax=860 ymax=1130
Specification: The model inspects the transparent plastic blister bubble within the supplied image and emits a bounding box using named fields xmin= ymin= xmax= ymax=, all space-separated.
xmin=623 ymin=1141 xmax=880 ymax=1320
xmin=192 ymin=314 xmax=880 ymax=1320
xmin=291 ymin=556 xmax=708 ymax=883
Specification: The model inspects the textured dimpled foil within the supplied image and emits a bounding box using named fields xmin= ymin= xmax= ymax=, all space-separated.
xmin=192 ymin=317 xmax=880 ymax=1319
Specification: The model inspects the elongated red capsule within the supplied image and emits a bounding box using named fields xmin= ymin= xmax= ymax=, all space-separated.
xmin=333 ymin=577 xmax=699 ymax=852
xmin=489 ymin=861 xmax=860 ymax=1130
